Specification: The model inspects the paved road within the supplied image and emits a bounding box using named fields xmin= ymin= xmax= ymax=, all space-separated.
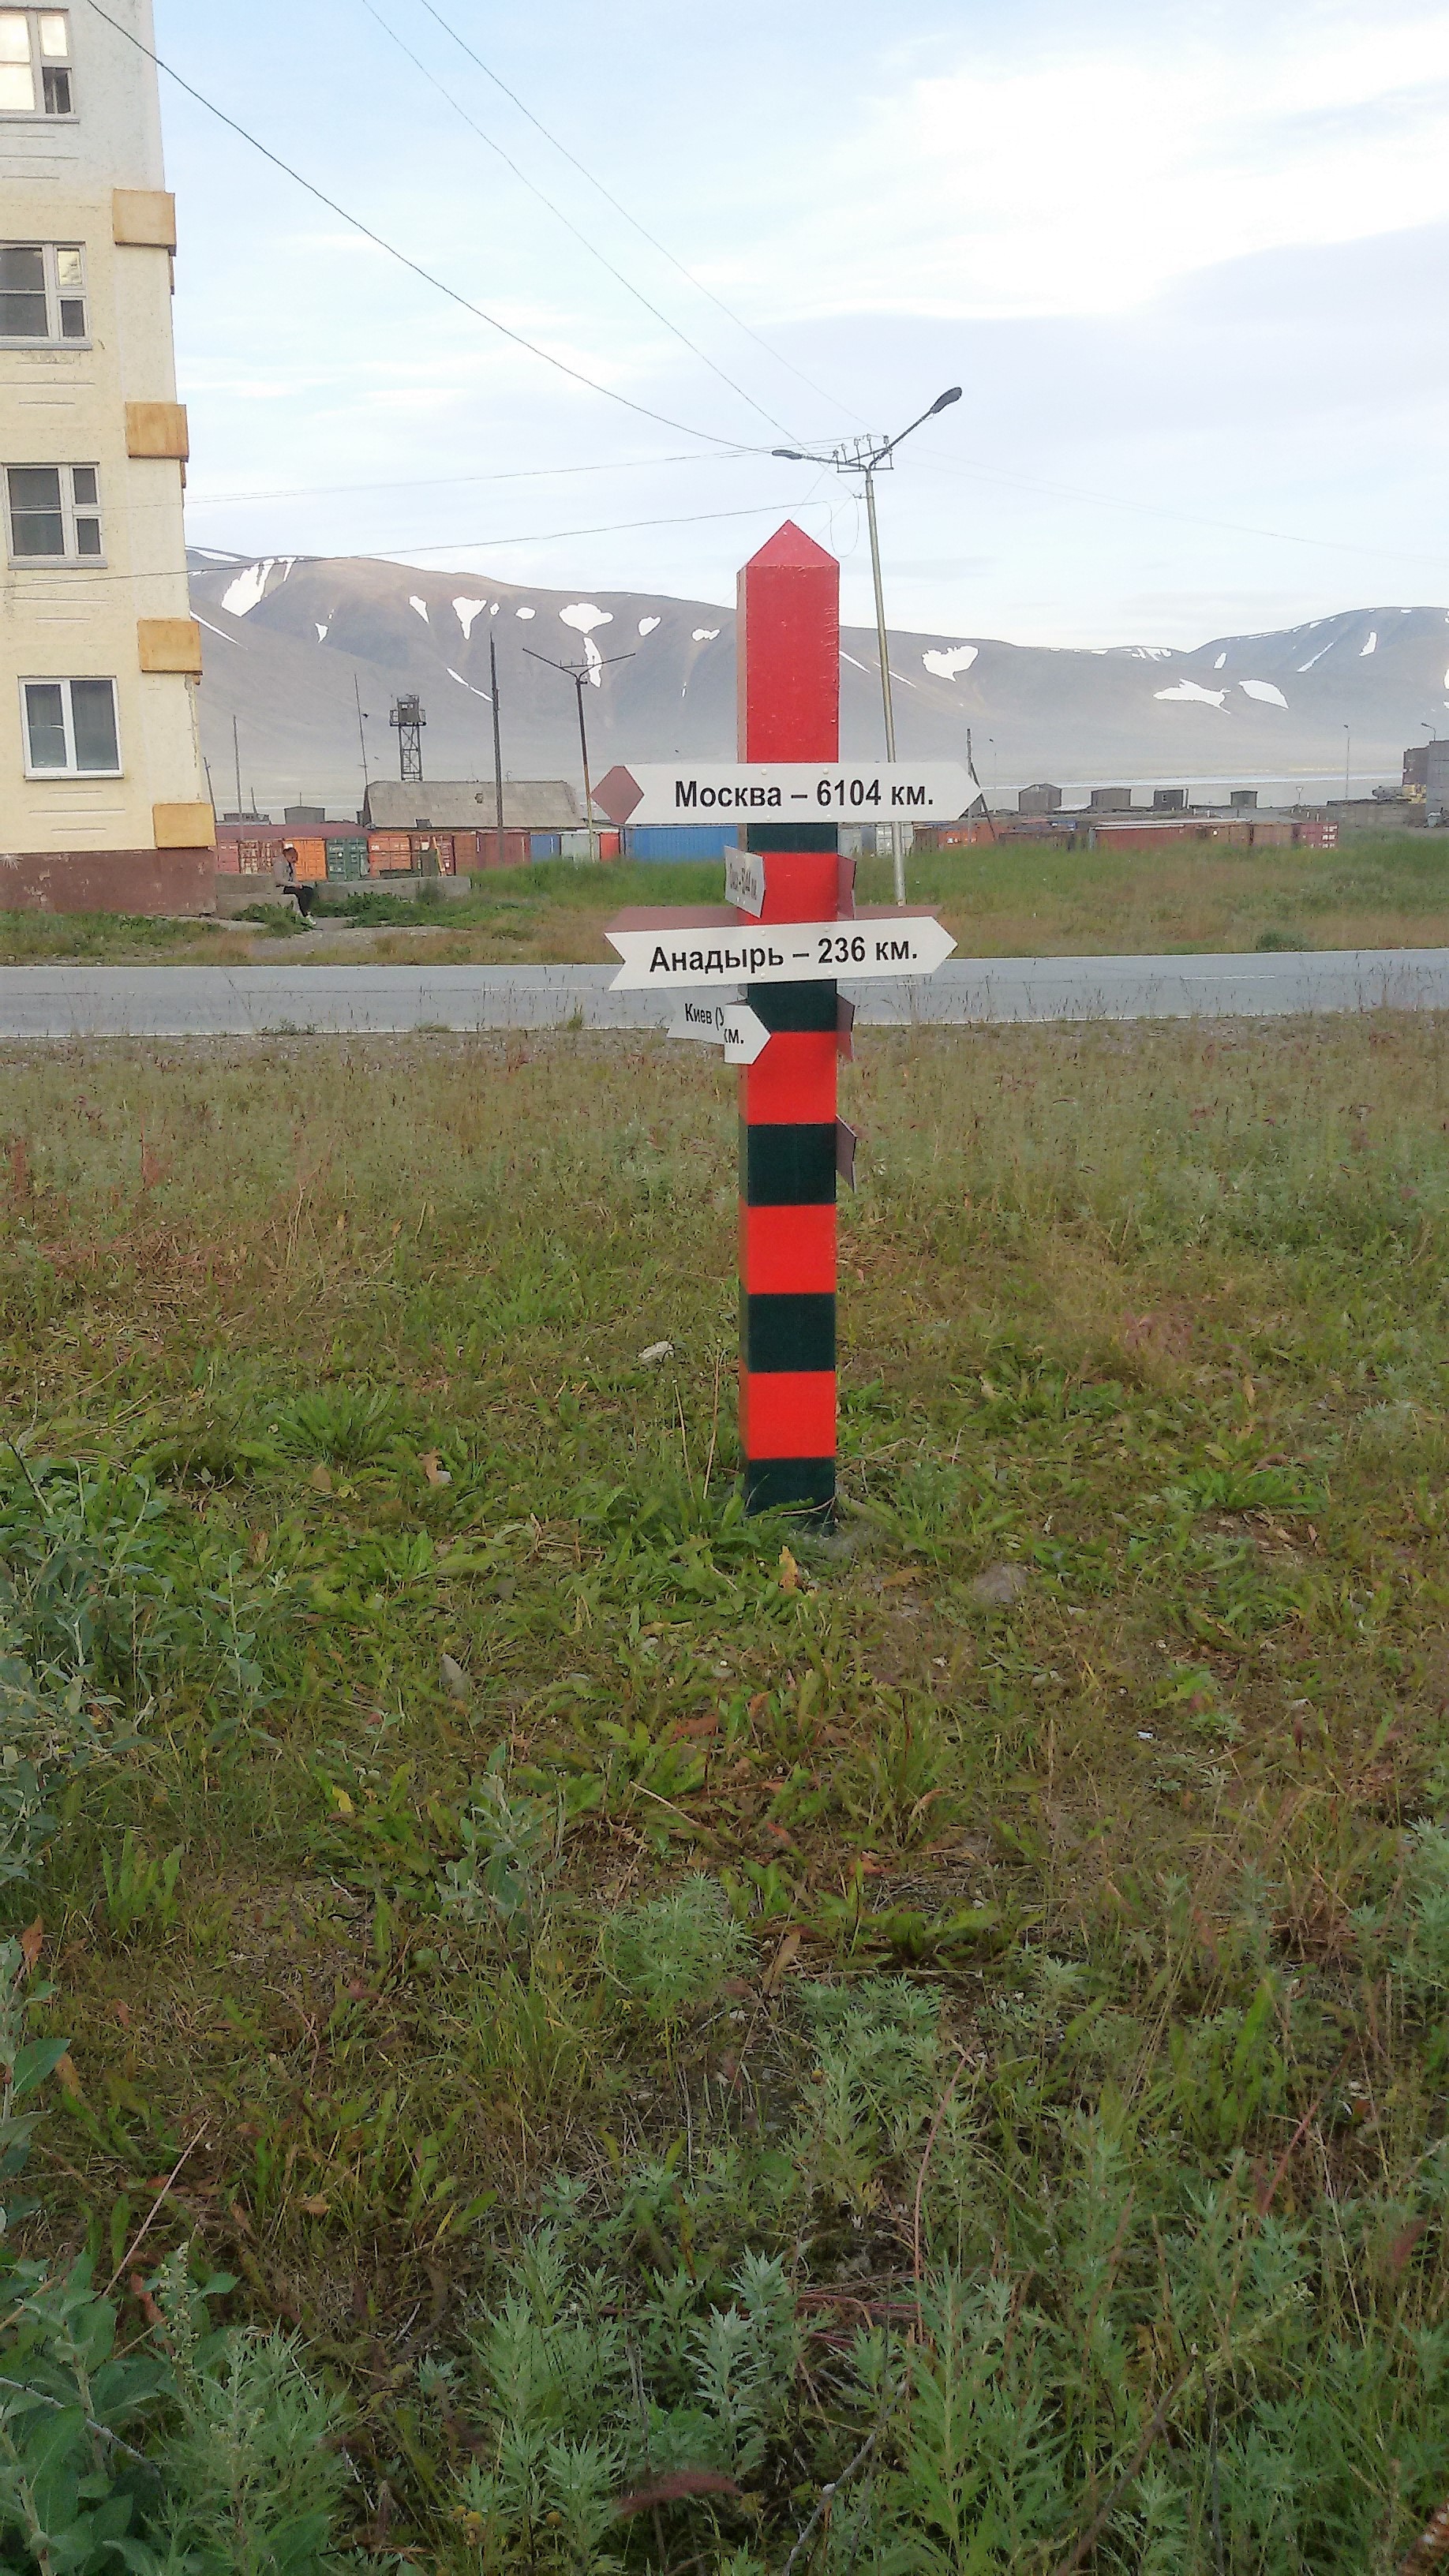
xmin=3 ymin=949 xmax=1449 ymax=1038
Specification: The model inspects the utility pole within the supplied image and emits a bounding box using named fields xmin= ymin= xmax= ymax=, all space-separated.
xmin=774 ymin=386 xmax=961 ymax=905
xmin=232 ymin=713 xmax=242 ymax=819
xmin=525 ymin=646 xmax=635 ymax=863
xmin=354 ymin=675 xmax=371 ymax=796
xmin=489 ymin=633 xmax=505 ymax=867
xmin=1343 ymin=723 xmax=1351 ymax=807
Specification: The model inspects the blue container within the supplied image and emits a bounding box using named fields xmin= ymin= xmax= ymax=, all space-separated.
xmin=623 ymin=825 xmax=739 ymax=862
xmin=530 ymin=833 xmax=561 ymax=859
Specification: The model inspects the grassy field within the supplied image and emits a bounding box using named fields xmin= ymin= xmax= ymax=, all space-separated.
xmin=0 ymin=1017 xmax=1448 ymax=2567
xmin=2 ymin=828 xmax=1447 ymax=968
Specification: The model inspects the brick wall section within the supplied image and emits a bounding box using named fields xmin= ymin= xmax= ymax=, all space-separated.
xmin=0 ymin=848 xmax=215 ymax=916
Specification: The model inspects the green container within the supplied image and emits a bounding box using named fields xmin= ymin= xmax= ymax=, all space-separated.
xmin=324 ymin=837 xmax=368 ymax=881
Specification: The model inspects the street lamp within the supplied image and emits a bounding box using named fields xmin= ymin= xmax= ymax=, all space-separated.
xmin=775 ymin=385 xmax=962 ymax=904
xmin=525 ymin=646 xmax=635 ymax=865
xmin=1343 ymin=723 xmax=1351 ymax=807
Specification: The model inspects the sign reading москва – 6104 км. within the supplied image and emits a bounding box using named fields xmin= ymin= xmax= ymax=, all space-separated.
xmin=593 ymin=761 xmax=973 ymax=829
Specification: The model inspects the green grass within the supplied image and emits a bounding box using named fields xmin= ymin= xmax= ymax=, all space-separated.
xmin=5 ymin=832 xmax=1446 ymax=970
xmin=301 ymin=830 xmax=1449 ymax=968
xmin=0 ymin=1019 xmax=1447 ymax=2567
xmin=0 ymin=911 xmax=241 ymax=964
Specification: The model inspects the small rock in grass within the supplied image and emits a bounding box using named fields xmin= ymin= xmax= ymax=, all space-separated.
xmin=968 ymin=1563 xmax=1030 ymax=1608
xmin=440 ymin=1652 xmax=472 ymax=1704
xmin=638 ymin=1341 xmax=675 ymax=1365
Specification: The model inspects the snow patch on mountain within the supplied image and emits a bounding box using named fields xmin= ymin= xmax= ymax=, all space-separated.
xmin=220 ymin=558 xmax=294 ymax=618
xmin=560 ymin=602 xmax=612 ymax=636
xmin=1241 ymin=680 xmax=1288 ymax=707
xmin=409 ymin=597 xmax=429 ymax=623
xmin=1361 ymin=631 xmax=1377 ymax=656
xmin=922 ymin=645 xmax=978 ymax=680
xmin=453 ymin=599 xmax=488 ymax=640
xmin=1155 ymin=680 xmax=1226 ymax=707
xmin=638 ymin=616 xmax=661 ymax=637
xmin=692 ymin=627 xmax=721 ymax=642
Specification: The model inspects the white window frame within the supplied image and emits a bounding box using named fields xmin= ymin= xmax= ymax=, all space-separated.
xmin=0 ymin=241 xmax=88 ymax=343
xmin=0 ymin=10 xmax=73 ymax=118
xmin=19 ymin=676 xmax=122 ymax=778
xmin=6 ymin=462 xmax=103 ymax=564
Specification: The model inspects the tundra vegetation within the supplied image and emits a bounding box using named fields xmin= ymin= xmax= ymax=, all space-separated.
xmin=0 ymin=1017 xmax=1445 ymax=2569
xmin=0 ymin=829 xmax=1443 ymax=967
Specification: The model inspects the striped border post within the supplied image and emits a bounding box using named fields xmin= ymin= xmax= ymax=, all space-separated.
xmin=736 ymin=522 xmax=841 ymax=1517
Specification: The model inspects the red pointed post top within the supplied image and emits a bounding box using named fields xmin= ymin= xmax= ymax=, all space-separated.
xmin=737 ymin=520 xmax=839 ymax=763
xmin=743 ymin=519 xmax=839 ymax=574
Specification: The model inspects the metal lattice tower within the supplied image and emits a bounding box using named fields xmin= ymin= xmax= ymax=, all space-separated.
xmin=391 ymin=694 xmax=426 ymax=783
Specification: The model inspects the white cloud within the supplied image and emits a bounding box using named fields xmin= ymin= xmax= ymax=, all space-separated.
xmin=762 ymin=10 xmax=1449 ymax=321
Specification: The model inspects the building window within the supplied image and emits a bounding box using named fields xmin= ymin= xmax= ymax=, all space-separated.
xmin=6 ymin=464 xmax=101 ymax=561
xmin=21 ymin=677 xmax=119 ymax=776
xmin=0 ymin=242 xmax=86 ymax=340
xmin=0 ymin=10 xmax=71 ymax=114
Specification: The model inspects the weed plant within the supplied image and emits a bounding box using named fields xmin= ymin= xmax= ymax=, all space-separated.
xmin=0 ymin=1021 xmax=1443 ymax=2564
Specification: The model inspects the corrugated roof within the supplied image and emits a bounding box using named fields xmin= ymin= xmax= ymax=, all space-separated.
xmin=362 ymin=780 xmax=580 ymax=830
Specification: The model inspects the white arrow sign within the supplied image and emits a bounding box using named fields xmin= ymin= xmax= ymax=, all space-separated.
xmin=724 ymin=850 xmax=766 ymax=917
xmin=594 ymin=761 xmax=972 ymax=829
xmin=608 ymin=914 xmax=957 ymax=992
xmin=668 ymin=998 xmax=771 ymax=1062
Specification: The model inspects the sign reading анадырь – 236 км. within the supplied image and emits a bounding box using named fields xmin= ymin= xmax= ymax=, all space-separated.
xmin=606 ymin=912 xmax=957 ymax=993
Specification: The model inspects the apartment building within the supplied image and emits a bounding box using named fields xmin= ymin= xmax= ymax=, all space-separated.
xmin=0 ymin=0 xmax=212 ymax=906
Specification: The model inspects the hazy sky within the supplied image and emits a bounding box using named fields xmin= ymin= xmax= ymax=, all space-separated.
xmin=155 ymin=0 xmax=1449 ymax=646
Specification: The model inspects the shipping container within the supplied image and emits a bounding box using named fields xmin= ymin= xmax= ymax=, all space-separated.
xmin=474 ymin=828 xmax=535 ymax=870
xmin=324 ymin=836 xmax=369 ymax=880
xmin=623 ymin=825 xmax=739 ymax=861
xmin=412 ymin=834 xmax=455 ymax=875
xmin=553 ymin=828 xmax=621 ymax=863
xmin=291 ymin=837 xmax=328 ymax=882
xmin=367 ymin=833 xmax=413 ymax=877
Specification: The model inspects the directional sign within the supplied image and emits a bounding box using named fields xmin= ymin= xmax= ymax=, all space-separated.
xmin=668 ymin=997 xmax=770 ymax=1063
xmin=607 ymin=912 xmax=957 ymax=993
xmin=593 ymin=761 xmax=972 ymax=829
xmin=724 ymin=849 xmax=766 ymax=917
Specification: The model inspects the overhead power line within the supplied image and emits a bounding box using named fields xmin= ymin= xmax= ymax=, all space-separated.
xmin=410 ymin=0 xmax=865 ymax=425
xmin=912 ymin=447 xmax=1449 ymax=573
xmin=354 ymin=0 xmax=796 ymax=440
xmin=183 ymin=448 xmax=750 ymax=510
xmin=36 ymin=495 xmax=836 ymax=591
xmin=82 ymin=0 xmax=768 ymax=452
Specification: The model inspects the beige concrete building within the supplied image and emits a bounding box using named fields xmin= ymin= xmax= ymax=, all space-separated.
xmin=0 ymin=0 xmax=212 ymax=900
